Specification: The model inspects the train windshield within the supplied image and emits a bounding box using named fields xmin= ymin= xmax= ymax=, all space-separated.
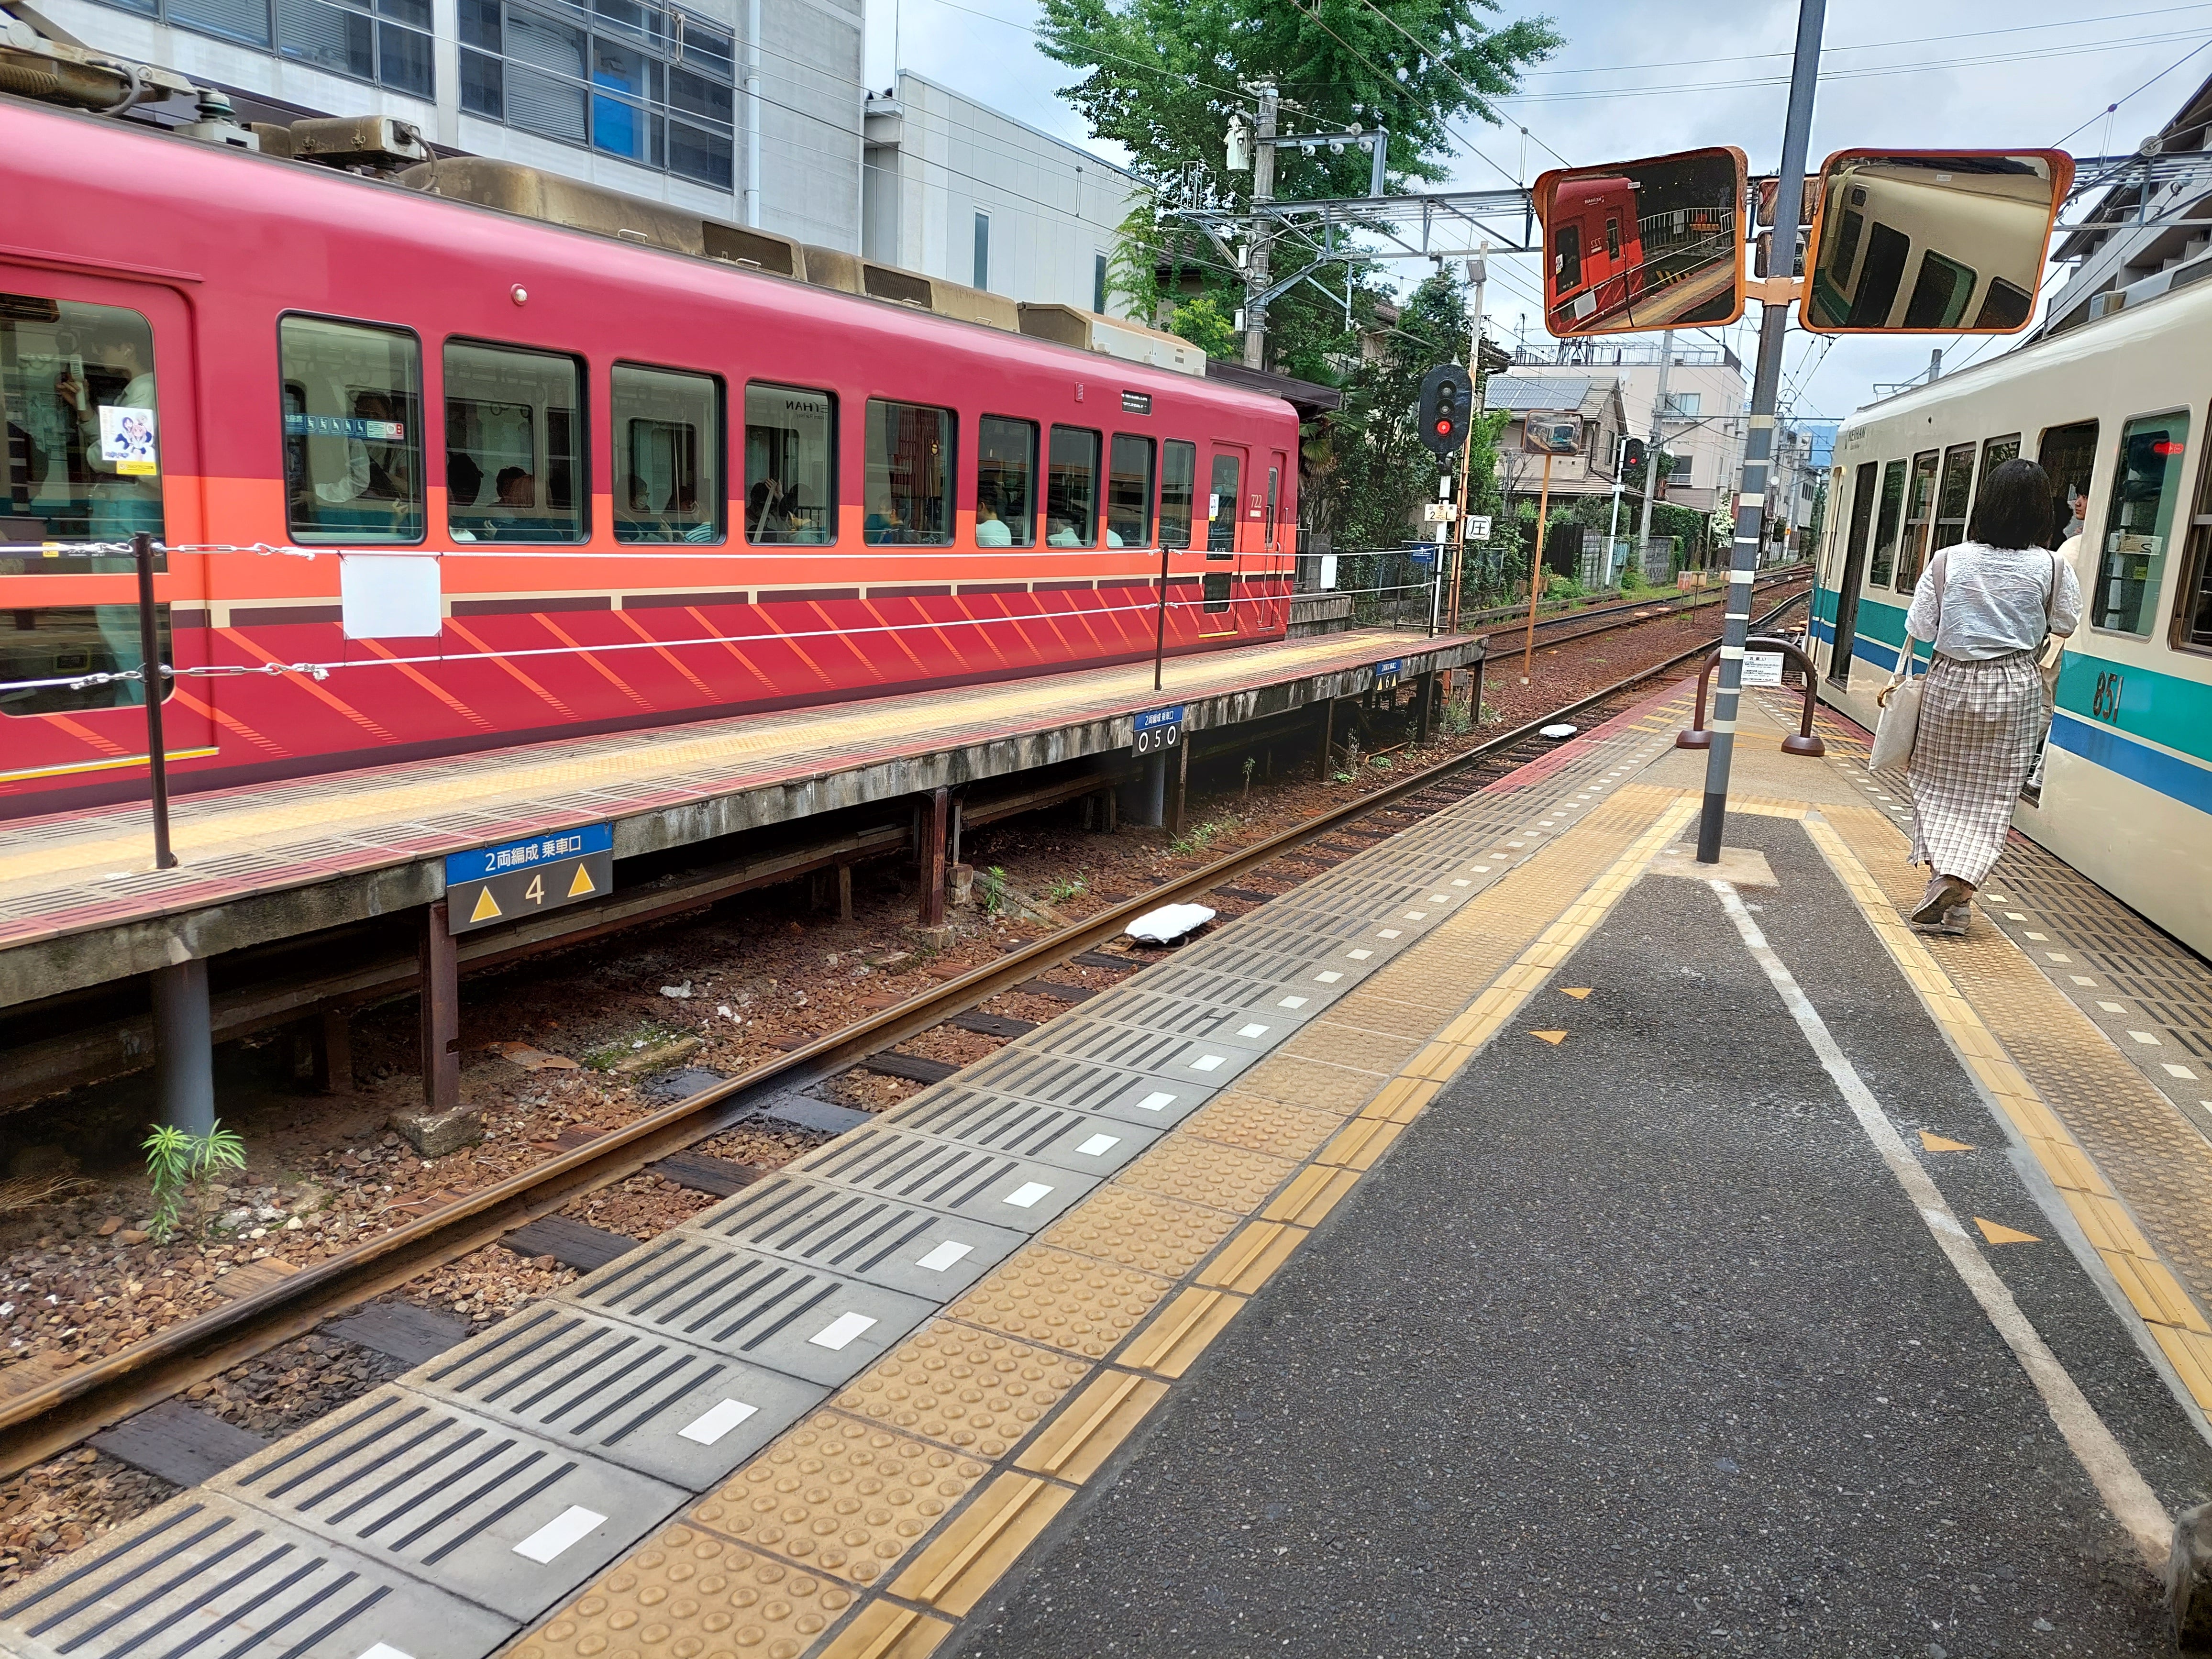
xmin=2 ymin=292 xmax=165 ymax=572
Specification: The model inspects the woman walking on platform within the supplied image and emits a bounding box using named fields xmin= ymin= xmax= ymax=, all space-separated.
xmin=1882 ymin=458 xmax=2081 ymax=926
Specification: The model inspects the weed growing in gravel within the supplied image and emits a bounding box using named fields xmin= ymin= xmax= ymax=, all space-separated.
xmin=582 ymin=1021 xmax=685 ymax=1071
xmin=143 ymin=1120 xmax=247 ymax=1242
xmin=1441 ymin=698 xmax=1473 ymax=737
xmin=1172 ymin=817 xmax=1236 ymax=856
xmin=978 ymin=865 xmax=1009 ymax=916
xmin=1241 ymin=756 xmax=1256 ymax=800
xmin=1046 ymin=874 xmax=1087 ymax=906
xmin=1369 ymin=754 xmax=1393 ymax=770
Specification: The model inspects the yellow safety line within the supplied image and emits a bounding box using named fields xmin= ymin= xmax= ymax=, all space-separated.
xmin=1804 ymin=816 xmax=2212 ymax=1412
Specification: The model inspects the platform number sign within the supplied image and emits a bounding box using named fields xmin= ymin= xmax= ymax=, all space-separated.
xmin=1133 ymin=704 xmax=1184 ymax=757
xmin=445 ymin=823 xmax=614 ymax=934
xmin=1372 ymin=658 xmax=1404 ymax=692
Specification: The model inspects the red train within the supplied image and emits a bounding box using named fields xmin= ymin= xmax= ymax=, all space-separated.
xmin=0 ymin=96 xmax=1299 ymax=818
xmin=1545 ymin=174 xmax=1645 ymax=333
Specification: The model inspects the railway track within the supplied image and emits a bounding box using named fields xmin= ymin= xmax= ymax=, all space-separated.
xmin=0 ymin=584 xmax=1811 ymax=1481
xmin=1466 ymin=564 xmax=1810 ymax=651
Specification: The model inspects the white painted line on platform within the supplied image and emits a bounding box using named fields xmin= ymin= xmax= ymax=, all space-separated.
xmin=514 ymin=1506 xmax=606 ymax=1564
xmin=679 ymin=1398 xmax=760 ymax=1445
xmin=808 ymin=1312 xmax=879 ymax=1349
xmin=1276 ymin=997 xmax=1308 ymax=1011
xmin=1238 ymin=1023 xmax=1270 ymax=1038
xmin=917 ymin=1239 xmax=974 ymax=1272
xmin=1004 ymin=1182 xmax=1055 ymax=1207
xmin=1190 ymin=1054 xmax=1226 ymax=1072
xmin=1136 ymin=1091 xmax=1178 ymax=1112
xmin=1075 ymin=1133 xmax=1121 ymax=1157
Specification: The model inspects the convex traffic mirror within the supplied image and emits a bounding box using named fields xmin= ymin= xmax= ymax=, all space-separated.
xmin=1534 ymin=146 xmax=1747 ymax=337
xmin=1801 ymin=150 xmax=2074 ymax=334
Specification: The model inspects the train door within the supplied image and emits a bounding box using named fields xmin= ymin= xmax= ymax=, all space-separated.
xmin=0 ymin=271 xmax=215 ymax=793
xmin=1204 ymin=446 xmax=1244 ymax=638
xmin=1827 ymin=461 xmax=1878 ymax=687
xmin=1264 ymin=448 xmax=1290 ymax=631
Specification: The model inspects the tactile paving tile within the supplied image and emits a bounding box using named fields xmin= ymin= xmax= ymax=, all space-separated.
xmin=1114 ymin=1134 xmax=1301 ymax=1217
xmin=210 ymin=1386 xmax=684 ymax=1622
xmin=885 ymin=1089 xmax=1160 ymax=1175
xmin=1228 ymin=1052 xmax=1397 ymax=1117
xmin=831 ymin=1321 xmax=1090 ymax=1458
xmin=684 ymin=1176 xmax=1025 ymax=1300
xmin=1282 ymin=1018 xmax=1425 ymax=1075
xmin=0 ymin=1493 xmax=517 ymax=1659
xmin=516 ymin=1523 xmax=858 ymax=1659
xmin=942 ymin=1246 xmax=1172 ymax=1359
xmin=689 ymin=1413 xmax=987 ymax=1586
xmin=407 ymin=1302 xmax=826 ymax=1489
xmin=793 ymin=1128 xmax=1097 ymax=1230
xmin=1179 ymin=1092 xmax=1345 ymax=1161
xmin=1041 ymin=1184 xmax=1242 ymax=1280
xmin=566 ymin=1236 xmax=934 ymax=1388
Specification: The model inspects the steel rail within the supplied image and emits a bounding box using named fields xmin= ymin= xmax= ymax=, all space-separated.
xmin=1472 ymin=568 xmax=1806 ymax=645
xmin=0 ymin=584 xmax=1810 ymax=1477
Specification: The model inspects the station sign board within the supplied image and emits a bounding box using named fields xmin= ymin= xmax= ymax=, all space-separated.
xmin=1373 ymin=658 xmax=1405 ymax=692
xmin=1133 ymin=704 xmax=1184 ymax=757
xmin=446 ymin=822 xmax=614 ymax=933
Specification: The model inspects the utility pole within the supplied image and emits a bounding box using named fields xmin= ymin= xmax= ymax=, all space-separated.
xmin=1633 ymin=343 xmax=1674 ymax=581
xmin=1243 ymin=82 xmax=1278 ymax=371
xmin=1605 ymin=433 xmax=1628 ymax=584
xmin=1696 ymin=0 xmax=1825 ymax=863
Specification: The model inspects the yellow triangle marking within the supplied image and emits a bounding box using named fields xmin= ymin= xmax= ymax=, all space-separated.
xmin=1919 ymin=1130 xmax=1974 ymax=1152
xmin=1974 ymin=1217 xmax=2040 ymax=1245
xmin=1560 ymin=988 xmax=1593 ymax=1000
xmin=1530 ymin=1030 xmax=1568 ymax=1045
xmin=567 ymin=863 xmax=597 ymax=897
xmin=468 ymin=886 xmax=502 ymax=923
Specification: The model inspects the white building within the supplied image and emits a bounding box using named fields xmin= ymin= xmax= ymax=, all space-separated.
xmin=861 ymin=71 xmax=1136 ymax=315
xmin=31 ymin=0 xmax=866 ymax=250
xmin=1505 ymin=340 xmax=1746 ymax=516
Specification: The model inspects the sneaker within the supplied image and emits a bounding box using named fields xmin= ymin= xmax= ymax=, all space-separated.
xmin=1911 ymin=875 xmax=1970 ymax=925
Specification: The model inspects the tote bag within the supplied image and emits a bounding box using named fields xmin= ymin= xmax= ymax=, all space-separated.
xmin=1869 ymin=550 xmax=1947 ymax=771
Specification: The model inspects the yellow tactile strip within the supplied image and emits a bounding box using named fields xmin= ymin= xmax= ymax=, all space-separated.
xmin=1812 ymin=805 xmax=2212 ymax=1410
xmin=515 ymin=774 xmax=1693 ymax=1659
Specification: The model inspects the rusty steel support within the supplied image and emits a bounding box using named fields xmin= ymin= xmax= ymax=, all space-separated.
xmin=1415 ymin=672 xmax=1438 ymax=745
xmin=1314 ymin=698 xmax=1336 ymax=781
xmin=317 ymin=1006 xmax=354 ymax=1096
xmin=419 ymin=900 xmax=460 ymax=1113
xmin=837 ymin=864 xmax=854 ymax=921
xmin=1166 ymin=733 xmax=1191 ymax=840
xmin=918 ymin=787 xmax=950 ymax=930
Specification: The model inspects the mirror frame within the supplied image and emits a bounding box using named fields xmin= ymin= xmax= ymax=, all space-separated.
xmin=1799 ymin=147 xmax=2076 ymax=337
xmin=1532 ymin=145 xmax=1748 ymax=339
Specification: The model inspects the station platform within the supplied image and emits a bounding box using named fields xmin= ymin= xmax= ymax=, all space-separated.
xmin=12 ymin=677 xmax=2212 ymax=1659
xmin=0 ymin=626 xmax=1478 ymax=1010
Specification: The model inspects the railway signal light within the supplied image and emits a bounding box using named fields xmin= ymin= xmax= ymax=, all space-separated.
xmin=1417 ymin=364 xmax=1475 ymax=459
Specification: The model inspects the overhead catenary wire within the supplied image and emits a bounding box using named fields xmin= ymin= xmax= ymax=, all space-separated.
xmin=2051 ymin=34 xmax=2212 ymax=145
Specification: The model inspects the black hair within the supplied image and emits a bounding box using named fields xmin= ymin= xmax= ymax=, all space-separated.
xmin=1967 ymin=457 xmax=2055 ymax=551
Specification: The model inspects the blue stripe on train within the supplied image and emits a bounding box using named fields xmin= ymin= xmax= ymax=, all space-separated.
xmin=2048 ymin=711 xmax=2212 ymax=817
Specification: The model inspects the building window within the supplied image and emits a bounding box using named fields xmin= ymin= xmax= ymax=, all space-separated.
xmin=1093 ymin=253 xmax=1108 ymax=315
xmin=95 ymin=0 xmax=434 ymax=96
xmin=460 ymin=0 xmax=736 ymax=190
xmin=1659 ymin=391 xmax=1701 ymax=419
xmin=973 ymin=212 xmax=991 ymax=292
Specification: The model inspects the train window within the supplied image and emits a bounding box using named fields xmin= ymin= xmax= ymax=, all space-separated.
xmin=1203 ymin=572 xmax=1231 ymax=613
xmin=2038 ymin=420 xmax=2099 ymax=547
xmin=744 ymin=383 xmax=835 ymax=544
xmin=445 ymin=341 xmax=583 ymax=542
xmin=0 ymin=605 xmax=172 ymax=717
xmin=1828 ymin=210 xmax=1864 ymax=283
xmin=863 ymin=399 xmax=954 ymax=545
xmin=1867 ymin=459 xmax=1906 ymax=587
xmin=283 ymin=316 xmax=423 ymax=546
xmin=1932 ymin=442 xmax=1975 ymax=553
xmin=2174 ymin=438 xmax=2212 ymax=655
xmin=1207 ymin=454 xmax=1240 ymax=554
xmin=1046 ymin=426 xmax=1099 ymax=546
xmin=1265 ymin=465 xmax=1280 ymax=549
xmin=1845 ymin=222 xmax=1910 ymax=328
xmin=1 ymin=293 xmax=164 ymax=574
xmin=1553 ymin=224 xmax=1582 ymax=298
xmin=975 ymin=416 xmax=1035 ymax=547
xmin=1604 ymin=217 xmax=1620 ymax=261
xmin=1107 ymin=435 xmax=1153 ymax=547
xmin=1159 ymin=440 xmax=1196 ymax=550
xmin=1902 ymin=251 xmax=1976 ymax=330
xmin=1842 ymin=463 xmax=1878 ymax=576
xmin=2092 ymin=411 xmax=2189 ymax=637
xmin=1975 ymin=279 xmax=2034 ymax=332
xmin=1980 ymin=433 xmax=2021 ymax=476
xmin=1897 ymin=450 xmax=1939 ymax=591
xmin=612 ymin=364 xmax=721 ymax=543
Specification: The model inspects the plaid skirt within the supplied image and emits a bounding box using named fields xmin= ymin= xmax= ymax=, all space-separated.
xmin=1907 ymin=649 xmax=2040 ymax=886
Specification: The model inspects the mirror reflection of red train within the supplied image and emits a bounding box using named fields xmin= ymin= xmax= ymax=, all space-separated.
xmin=0 ymin=98 xmax=1302 ymax=818
xmin=1535 ymin=147 xmax=1747 ymax=339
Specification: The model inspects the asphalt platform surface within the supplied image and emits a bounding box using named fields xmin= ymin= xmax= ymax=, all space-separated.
xmin=953 ymin=814 xmax=2212 ymax=1657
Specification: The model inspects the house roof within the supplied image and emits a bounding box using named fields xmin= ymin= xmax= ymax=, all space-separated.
xmin=1483 ymin=373 xmax=1594 ymax=413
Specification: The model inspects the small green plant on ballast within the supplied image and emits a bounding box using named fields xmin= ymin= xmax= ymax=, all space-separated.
xmin=143 ymin=1119 xmax=247 ymax=1242
xmin=1046 ymin=874 xmax=1087 ymax=906
xmin=977 ymin=865 xmax=1008 ymax=916
xmin=1241 ymin=756 xmax=1257 ymax=801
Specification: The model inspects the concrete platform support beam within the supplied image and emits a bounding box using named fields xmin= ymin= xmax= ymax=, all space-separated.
xmin=918 ymin=787 xmax=950 ymax=932
xmin=419 ymin=901 xmax=460 ymax=1115
xmin=1126 ymin=753 xmax=1167 ymax=829
xmin=1166 ymin=735 xmax=1191 ymax=841
xmin=150 ymin=958 xmax=215 ymax=1138
xmin=1415 ymin=672 xmax=1438 ymax=745
xmin=1314 ymin=699 xmax=1336 ymax=781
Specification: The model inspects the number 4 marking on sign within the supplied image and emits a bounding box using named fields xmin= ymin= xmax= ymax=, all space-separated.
xmin=525 ymin=873 xmax=546 ymax=905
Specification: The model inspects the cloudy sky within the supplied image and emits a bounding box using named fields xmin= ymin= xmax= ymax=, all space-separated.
xmin=863 ymin=0 xmax=2209 ymax=423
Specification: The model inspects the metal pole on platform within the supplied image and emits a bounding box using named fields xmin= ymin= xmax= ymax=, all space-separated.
xmin=133 ymin=531 xmax=176 ymax=870
xmin=1698 ymin=0 xmax=1825 ymax=863
xmin=1521 ymin=450 xmax=1553 ymax=684
xmin=1153 ymin=539 xmax=1170 ymax=692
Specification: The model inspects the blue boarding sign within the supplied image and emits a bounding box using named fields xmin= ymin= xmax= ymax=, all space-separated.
xmin=1133 ymin=703 xmax=1184 ymax=757
xmin=445 ymin=823 xmax=614 ymax=934
xmin=1373 ymin=658 xmax=1405 ymax=692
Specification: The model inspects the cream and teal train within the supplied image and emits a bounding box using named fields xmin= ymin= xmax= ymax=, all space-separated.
xmin=1810 ymin=274 xmax=2212 ymax=959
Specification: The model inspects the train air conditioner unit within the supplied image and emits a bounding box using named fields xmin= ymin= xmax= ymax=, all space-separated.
xmin=1015 ymin=305 xmax=1208 ymax=377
